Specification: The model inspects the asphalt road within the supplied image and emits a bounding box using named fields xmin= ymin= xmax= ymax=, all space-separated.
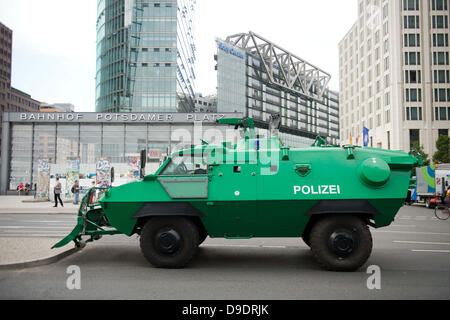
xmin=0 ymin=204 xmax=450 ymax=300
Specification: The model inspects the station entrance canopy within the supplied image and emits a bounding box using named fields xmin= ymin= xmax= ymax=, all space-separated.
xmin=0 ymin=112 xmax=243 ymax=195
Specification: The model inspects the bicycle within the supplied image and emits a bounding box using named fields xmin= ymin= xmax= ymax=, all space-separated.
xmin=435 ymin=201 xmax=450 ymax=220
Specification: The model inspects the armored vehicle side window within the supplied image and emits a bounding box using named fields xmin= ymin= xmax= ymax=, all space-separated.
xmin=160 ymin=154 xmax=208 ymax=176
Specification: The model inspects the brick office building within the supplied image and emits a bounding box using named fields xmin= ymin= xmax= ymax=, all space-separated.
xmin=0 ymin=22 xmax=40 ymax=161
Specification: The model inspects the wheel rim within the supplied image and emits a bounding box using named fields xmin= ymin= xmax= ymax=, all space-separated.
xmin=328 ymin=229 xmax=357 ymax=258
xmin=435 ymin=207 xmax=450 ymax=220
xmin=154 ymin=228 xmax=182 ymax=254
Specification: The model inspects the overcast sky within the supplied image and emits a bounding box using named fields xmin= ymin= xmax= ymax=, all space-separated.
xmin=0 ymin=0 xmax=357 ymax=112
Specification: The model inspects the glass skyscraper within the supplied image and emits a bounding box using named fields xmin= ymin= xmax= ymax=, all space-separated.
xmin=95 ymin=0 xmax=196 ymax=113
xmin=216 ymin=33 xmax=340 ymax=147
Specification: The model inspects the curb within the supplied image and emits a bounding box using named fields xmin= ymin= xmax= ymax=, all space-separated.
xmin=0 ymin=247 xmax=80 ymax=270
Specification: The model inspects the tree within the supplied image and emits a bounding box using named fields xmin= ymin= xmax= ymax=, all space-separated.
xmin=410 ymin=142 xmax=430 ymax=166
xmin=432 ymin=135 xmax=450 ymax=164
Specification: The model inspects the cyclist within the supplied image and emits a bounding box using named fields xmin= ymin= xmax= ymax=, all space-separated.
xmin=435 ymin=186 xmax=450 ymax=220
xmin=445 ymin=186 xmax=450 ymax=208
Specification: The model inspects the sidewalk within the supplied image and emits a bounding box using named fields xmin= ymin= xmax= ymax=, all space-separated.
xmin=0 ymin=196 xmax=79 ymax=214
xmin=0 ymin=195 xmax=79 ymax=269
xmin=0 ymin=238 xmax=79 ymax=270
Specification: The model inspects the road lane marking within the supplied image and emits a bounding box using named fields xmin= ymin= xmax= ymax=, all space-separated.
xmin=0 ymin=234 xmax=66 ymax=238
xmin=397 ymin=216 xmax=439 ymax=221
xmin=261 ymin=245 xmax=287 ymax=248
xmin=203 ymin=244 xmax=262 ymax=248
xmin=390 ymin=225 xmax=416 ymax=228
xmin=202 ymin=244 xmax=309 ymax=250
xmin=18 ymin=220 xmax=73 ymax=223
xmin=0 ymin=226 xmax=73 ymax=229
xmin=0 ymin=229 xmax=71 ymax=232
xmin=411 ymin=250 xmax=450 ymax=253
xmin=0 ymin=232 xmax=71 ymax=236
xmin=204 ymin=244 xmax=282 ymax=248
xmin=394 ymin=241 xmax=450 ymax=246
xmin=373 ymin=230 xmax=450 ymax=236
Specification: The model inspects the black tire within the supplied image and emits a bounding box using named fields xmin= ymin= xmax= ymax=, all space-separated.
xmin=198 ymin=227 xmax=208 ymax=245
xmin=309 ymin=215 xmax=372 ymax=272
xmin=140 ymin=217 xmax=199 ymax=268
xmin=302 ymin=233 xmax=311 ymax=247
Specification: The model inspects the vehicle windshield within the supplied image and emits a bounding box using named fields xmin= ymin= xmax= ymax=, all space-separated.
xmin=160 ymin=154 xmax=208 ymax=176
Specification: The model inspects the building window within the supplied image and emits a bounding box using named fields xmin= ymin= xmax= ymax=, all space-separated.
xmin=432 ymin=0 xmax=449 ymax=10
xmin=405 ymin=51 xmax=421 ymax=65
xmin=404 ymin=15 xmax=420 ymax=28
xmin=409 ymin=129 xmax=420 ymax=148
xmin=433 ymin=52 xmax=449 ymax=65
xmin=406 ymin=107 xmax=423 ymax=120
xmin=434 ymin=88 xmax=449 ymax=101
xmin=406 ymin=88 xmax=422 ymax=102
xmin=403 ymin=0 xmax=420 ymax=10
xmin=405 ymin=70 xmax=420 ymax=83
xmin=384 ymin=56 xmax=389 ymax=70
xmin=433 ymin=33 xmax=449 ymax=47
xmin=440 ymin=107 xmax=448 ymax=120
xmin=432 ymin=15 xmax=449 ymax=29
xmin=435 ymin=107 xmax=450 ymax=120
xmin=404 ymin=33 xmax=420 ymax=47
xmin=434 ymin=70 xmax=450 ymax=83
xmin=376 ymin=114 xmax=381 ymax=127
xmin=438 ymin=129 xmax=449 ymax=137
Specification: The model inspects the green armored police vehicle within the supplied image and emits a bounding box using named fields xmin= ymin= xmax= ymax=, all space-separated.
xmin=54 ymin=117 xmax=420 ymax=271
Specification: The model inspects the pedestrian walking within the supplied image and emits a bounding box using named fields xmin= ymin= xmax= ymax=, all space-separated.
xmin=89 ymin=180 xmax=96 ymax=204
xmin=72 ymin=180 xmax=80 ymax=205
xmin=53 ymin=177 xmax=64 ymax=207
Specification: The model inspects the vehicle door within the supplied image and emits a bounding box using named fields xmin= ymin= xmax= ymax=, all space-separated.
xmin=206 ymin=148 xmax=258 ymax=238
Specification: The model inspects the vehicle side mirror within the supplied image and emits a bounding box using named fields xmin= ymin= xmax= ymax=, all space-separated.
xmin=111 ymin=167 xmax=115 ymax=184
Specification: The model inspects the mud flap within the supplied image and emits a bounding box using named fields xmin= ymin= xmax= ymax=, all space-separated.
xmin=52 ymin=216 xmax=84 ymax=249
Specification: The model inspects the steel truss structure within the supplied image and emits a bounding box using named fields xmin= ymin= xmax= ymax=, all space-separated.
xmin=225 ymin=31 xmax=331 ymax=101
